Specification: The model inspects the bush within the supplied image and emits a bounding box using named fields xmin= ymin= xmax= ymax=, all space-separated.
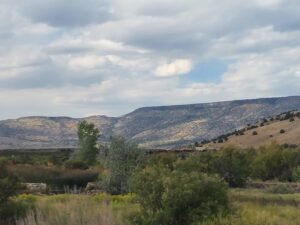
xmin=93 ymin=193 xmax=135 ymax=204
xmin=0 ymin=160 xmax=24 ymax=224
xmin=251 ymin=144 xmax=300 ymax=181
xmin=130 ymin=166 xmax=228 ymax=225
xmin=280 ymin=129 xmax=285 ymax=134
xmin=13 ymin=194 xmax=37 ymax=219
xmin=212 ymin=147 xmax=251 ymax=187
xmin=64 ymin=160 xmax=89 ymax=170
xmin=9 ymin=165 xmax=98 ymax=188
xmin=292 ymin=166 xmax=300 ymax=182
xmin=252 ymin=131 xmax=258 ymax=135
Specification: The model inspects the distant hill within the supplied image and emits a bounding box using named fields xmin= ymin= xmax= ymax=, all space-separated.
xmin=0 ymin=96 xmax=300 ymax=149
xmin=206 ymin=110 xmax=300 ymax=149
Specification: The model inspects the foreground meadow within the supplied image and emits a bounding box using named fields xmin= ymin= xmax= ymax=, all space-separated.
xmin=202 ymin=189 xmax=300 ymax=225
xmin=16 ymin=193 xmax=138 ymax=225
xmin=3 ymin=138 xmax=300 ymax=225
xmin=15 ymin=189 xmax=300 ymax=225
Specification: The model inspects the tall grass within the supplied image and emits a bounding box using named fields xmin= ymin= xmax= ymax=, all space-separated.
xmin=15 ymin=189 xmax=300 ymax=225
xmin=230 ymin=188 xmax=300 ymax=206
xmin=200 ymin=189 xmax=300 ymax=225
xmin=201 ymin=202 xmax=300 ymax=225
xmin=16 ymin=194 xmax=138 ymax=225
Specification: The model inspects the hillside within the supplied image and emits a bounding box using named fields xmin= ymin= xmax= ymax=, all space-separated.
xmin=208 ymin=111 xmax=300 ymax=149
xmin=0 ymin=96 xmax=300 ymax=149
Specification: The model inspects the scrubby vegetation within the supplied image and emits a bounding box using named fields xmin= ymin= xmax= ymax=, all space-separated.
xmin=130 ymin=163 xmax=228 ymax=225
xmin=8 ymin=165 xmax=99 ymax=189
xmin=194 ymin=110 xmax=300 ymax=147
xmin=2 ymin=119 xmax=300 ymax=224
xmin=13 ymin=189 xmax=300 ymax=225
xmin=100 ymin=136 xmax=145 ymax=195
xmin=0 ymin=159 xmax=24 ymax=224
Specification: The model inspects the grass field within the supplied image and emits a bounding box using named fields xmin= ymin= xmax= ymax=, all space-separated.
xmin=202 ymin=189 xmax=300 ymax=225
xmin=211 ymin=117 xmax=300 ymax=149
xmin=16 ymin=193 xmax=139 ymax=225
xmin=15 ymin=189 xmax=300 ymax=225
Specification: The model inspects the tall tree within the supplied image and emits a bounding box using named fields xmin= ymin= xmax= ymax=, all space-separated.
xmin=77 ymin=121 xmax=100 ymax=165
xmin=101 ymin=136 xmax=144 ymax=194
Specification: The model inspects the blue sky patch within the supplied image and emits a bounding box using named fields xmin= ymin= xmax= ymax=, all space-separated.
xmin=185 ymin=59 xmax=228 ymax=83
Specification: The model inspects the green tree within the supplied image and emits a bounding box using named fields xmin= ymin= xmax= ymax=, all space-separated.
xmin=292 ymin=166 xmax=300 ymax=182
xmin=212 ymin=147 xmax=251 ymax=187
xmin=77 ymin=121 xmax=100 ymax=165
xmin=251 ymin=144 xmax=300 ymax=181
xmin=130 ymin=165 xmax=228 ymax=225
xmin=101 ymin=136 xmax=144 ymax=194
xmin=0 ymin=159 xmax=23 ymax=224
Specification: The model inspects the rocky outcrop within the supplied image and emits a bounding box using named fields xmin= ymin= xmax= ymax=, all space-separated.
xmin=25 ymin=183 xmax=47 ymax=194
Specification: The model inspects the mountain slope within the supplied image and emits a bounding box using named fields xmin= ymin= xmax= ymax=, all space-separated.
xmin=209 ymin=111 xmax=300 ymax=149
xmin=0 ymin=96 xmax=300 ymax=149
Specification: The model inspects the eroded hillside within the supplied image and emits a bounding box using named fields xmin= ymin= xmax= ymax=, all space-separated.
xmin=0 ymin=96 xmax=300 ymax=149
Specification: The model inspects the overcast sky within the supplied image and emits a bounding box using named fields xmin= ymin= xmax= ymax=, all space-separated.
xmin=1 ymin=0 xmax=300 ymax=119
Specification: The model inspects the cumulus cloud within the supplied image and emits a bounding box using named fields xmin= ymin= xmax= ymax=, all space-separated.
xmin=154 ymin=59 xmax=193 ymax=77
xmin=0 ymin=0 xmax=300 ymax=119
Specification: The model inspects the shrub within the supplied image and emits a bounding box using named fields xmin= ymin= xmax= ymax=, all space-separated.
xmin=252 ymin=131 xmax=258 ymax=135
xmin=0 ymin=160 xmax=24 ymax=224
xmin=280 ymin=129 xmax=285 ymax=134
xmin=282 ymin=143 xmax=289 ymax=148
xmin=130 ymin=166 xmax=228 ymax=225
xmin=47 ymin=194 xmax=74 ymax=203
xmin=9 ymin=165 xmax=98 ymax=188
xmin=292 ymin=166 xmax=300 ymax=182
xmin=93 ymin=192 xmax=111 ymax=203
xmin=13 ymin=194 xmax=37 ymax=219
xmin=212 ymin=147 xmax=251 ymax=187
xmin=201 ymin=140 xmax=209 ymax=145
xmin=64 ymin=160 xmax=89 ymax=170
xmin=251 ymin=144 xmax=300 ymax=181
xmin=237 ymin=130 xmax=245 ymax=135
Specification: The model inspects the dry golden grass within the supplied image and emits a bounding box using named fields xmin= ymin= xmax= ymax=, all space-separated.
xmin=211 ymin=117 xmax=300 ymax=149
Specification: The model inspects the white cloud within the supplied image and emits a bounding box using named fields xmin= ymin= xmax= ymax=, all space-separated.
xmin=154 ymin=59 xmax=193 ymax=77
xmin=254 ymin=0 xmax=283 ymax=8
xmin=1 ymin=0 xmax=300 ymax=119
xmin=68 ymin=55 xmax=106 ymax=70
xmin=0 ymin=49 xmax=50 ymax=78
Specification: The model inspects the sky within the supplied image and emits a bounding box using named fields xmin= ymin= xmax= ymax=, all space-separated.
xmin=1 ymin=0 xmax=300 ymax=119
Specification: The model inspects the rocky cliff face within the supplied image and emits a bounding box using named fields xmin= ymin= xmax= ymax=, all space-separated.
xmin=1 ymin=96 xmax=300 ymax=149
